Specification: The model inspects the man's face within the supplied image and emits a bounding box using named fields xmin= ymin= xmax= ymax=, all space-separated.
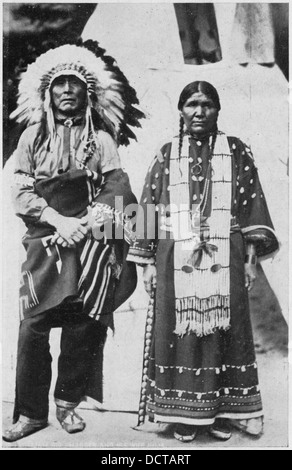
xmin=181 ymin=92 xmax=219 ymax=137
xmin=50 ymin=75 xmax=87 ymax=117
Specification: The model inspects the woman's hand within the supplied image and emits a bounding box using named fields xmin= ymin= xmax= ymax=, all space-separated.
xmin=245 ymin=242 xmax=257 ymax=291
xmin=244 ymin=263 xmax=257 ymax=291
xmin=143 ymin=264 xmax=157 ymax=295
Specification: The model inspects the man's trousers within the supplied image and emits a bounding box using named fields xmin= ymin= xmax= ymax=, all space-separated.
xmin=13 ymin=309 xmax=107 ymax=423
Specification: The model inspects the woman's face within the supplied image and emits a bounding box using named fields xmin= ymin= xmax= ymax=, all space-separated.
xmin=180 ymin=91 xmax=219 ymax=137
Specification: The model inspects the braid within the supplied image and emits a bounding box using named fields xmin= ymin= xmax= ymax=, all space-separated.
xmin=209 ymin=131 xmax=217 ymax=158
xmin=35 ymin=117 xmax=49 ymax=152
xmin=177 ymin=116 xmax=185 ymax=176
xmin=178 ymin=116 xmax=184 ymax=159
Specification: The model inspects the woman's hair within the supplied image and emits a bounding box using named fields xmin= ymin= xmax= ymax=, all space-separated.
xmin=177 ymin=81 xmax=220 ymax=160
xmin=178 ymin=115 xmax=185 ymax=163
xmin=177 ymin=81 xmax=221 ymax=111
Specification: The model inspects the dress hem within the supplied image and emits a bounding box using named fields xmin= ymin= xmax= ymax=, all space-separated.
xmin=151 ymin=410 xmax=264 ymax=426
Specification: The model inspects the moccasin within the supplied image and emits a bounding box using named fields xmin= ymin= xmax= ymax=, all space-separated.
xmin=56 ymin=407 xmax=86 ymax=434
xmin=208 ymin=418 xmax=232 ymax=441
xmin=229 ymin=417 xmax=264 ymax=437
xmin=173 ymin=424 xmax=198 ymax=442
xmin=3 ymin=419 xmax=48 ymax=442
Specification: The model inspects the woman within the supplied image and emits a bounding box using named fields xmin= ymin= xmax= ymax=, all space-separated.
xmin=127 ymin=81 xmax=278 ymax=442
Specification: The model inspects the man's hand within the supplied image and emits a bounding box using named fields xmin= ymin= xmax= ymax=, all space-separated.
xmin=143 ymin=264 xmax=157 ymax=295
xmin=54 ymin=215 xmax=89 ymax=246
xmin=50 ymin=232 xmax=69 ymax=247
xmin=40 ymin=207 xmax=90 ymax=247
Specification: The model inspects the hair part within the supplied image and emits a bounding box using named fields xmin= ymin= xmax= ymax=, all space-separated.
xmin=178 ymin=81 xmax=221 ymax=111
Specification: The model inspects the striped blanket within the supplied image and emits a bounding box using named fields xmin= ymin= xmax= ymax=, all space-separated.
xmin=19 ymin=168 xmax=137 ymax=325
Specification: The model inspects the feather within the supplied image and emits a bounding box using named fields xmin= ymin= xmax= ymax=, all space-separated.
xmin=10 ymin=40 xmax=146 ymax=147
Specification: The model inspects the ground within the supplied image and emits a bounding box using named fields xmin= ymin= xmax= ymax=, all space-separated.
xmin=2 ymin=265 xmax=289 ymax=450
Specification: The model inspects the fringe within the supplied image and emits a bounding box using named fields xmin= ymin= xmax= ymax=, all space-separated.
xmin=170 ymin=133 xmax=232 ymax=338
xmin=174 ymin=295 xmax=230 ymax=337
xmin=92 ymin=202 xmax=135 ymax=244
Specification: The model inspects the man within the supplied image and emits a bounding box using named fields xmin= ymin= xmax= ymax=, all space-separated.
xmin=3 ymin=41 xmax=143 ymax=442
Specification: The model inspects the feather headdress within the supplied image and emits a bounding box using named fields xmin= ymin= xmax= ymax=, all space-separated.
xmin=10 ymin=40 xmax=145 ymax=146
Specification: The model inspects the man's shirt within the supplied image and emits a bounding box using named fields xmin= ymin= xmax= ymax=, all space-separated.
xmin=12 ymin=123 xmax=121 ymax=221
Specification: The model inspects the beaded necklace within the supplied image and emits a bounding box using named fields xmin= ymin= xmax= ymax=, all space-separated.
xmin=190 ymin=132 xmax=217 ymax=228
